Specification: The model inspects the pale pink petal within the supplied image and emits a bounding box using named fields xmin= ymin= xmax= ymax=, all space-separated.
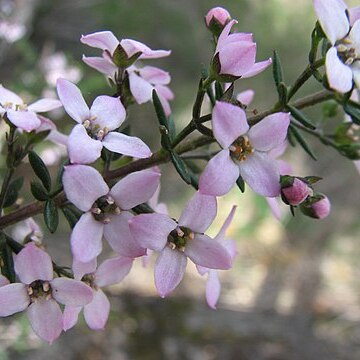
xmin=81 ymin=31 xmax=119 ymax=54
xmin=239 ymin=152 xmax=281 ymax=197
xmin=216 ymin=20 xmax=238 ymax=52
xmin=27 ymin=299 xmax=62 ymax=344
xmin=56 ymin=78 xmax=89 ymax=123
xmin=83 ymin=289 xmax=110 ymax=330
xmin=221 ymin=239 xmax=238 ymax=260
xmin=129 ymin=213 xmax=177 ymax=251
xmin=157 ymin=93 xmax=172 ymax=117
xmin=95 ymin=256 xmax=133 ymax=287
xmin=277 ymin=159 xmax=293 ymax=175
xmin=178 ymin=192 xmax=217 ymax=233
xmin=185 ymin=234 xmax=231 ymax=270
xmin=110 ymin=169 xmax=160 ymax=210
xmin=155 ymin=247 xmax=187 ymax=297
xmin=198 ymin=149 xmax=239 ymax=196
xmin=350 ymin=7 xmax=360 ymax=26
xmin=63 ymin=164 xmax=109 ymax=212
xmin=218 ymin=42 xmax=256 ymax=76
xmin=0 ymin=85 xmax=23 ymax=105
xmin=103 ymin=212 xmax=146 ymax=258
xmin=0 ymin=283 xmax=29 ymax=316
xmin=349 ymin=20 xmax=360 ymax=52
xmin=120 ymin=38 xmax=171 ymax=59
xmin=313 ymin=0 xmax=349 ymax=44
xmin=141 ymin=249 xmax=154 ymax=268
xmin=129 ymin=72 xmax=153 ymax=104
xmin=148 ymin=184 xmax=160 ymax=209
xmin=0 ymin=275 xmax=9 ymax=287
xmin=214 ymin=206 xmax=237 ymax=243
xmin=197 ymin=264 xmax=209 ymax=276
xmin=63 ymin=306 xmax=82 ymax=331
xmin=102 ymin=132 xmax=152 ymax=158
xmin=71 ymin=212 xmax=104 ymax=262
xmin=155 ymin=84 xmax=174 ymax=101
xmin=212 ymin=101 xmax=249 ymax=148
xmin=352 ymin=62 xmax=360 ymax=89
xmin=72 ymin=258 xmax=97 ymax=280
xmin=90 ymin=95 xmax=126 ymax=131
xmin=68 ymin=124 xmax=103 ymax=164
xmin=51 ymin=278 xmax=93 ymax=306
xmin=82 ymin=55 xmax=117 ymax=77
xmin=268 ymin=140 xmax=288 ymax=159
xmin=7 ymin=110 xmax=41 ymax=132
xmin=241 ymin=58 xmax=272 ymax=79
xmin=27 ymin=99 xmax=62 ymax=113
xmin=248 ymin=112 xmax=290 ymax=152
xmin=206 ymin=270 xmax=221 ymax=309
xmin=266 ymin=197 xmax=282 ymax=221
xmin=15 ymin=243 xmax=53 ymax=284
xmin=236 ymin=89 xmax=254 ymax=106
xmin=139 ymin=66 xmax=171 ymax=85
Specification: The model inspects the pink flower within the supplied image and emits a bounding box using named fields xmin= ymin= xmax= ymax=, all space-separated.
xmin=63 ymin=256 xmax=133 ymax=331
xmin=63 ymin=165 xmax=160 ymax=262
xmin=0 ymin=85 xmax=62 ymax=132
xmin=281 ymin=177 xmax=312 ymax=206
xmin=197 ymin=206 xmax=237 ymax=309
xmin=313 ymin=0 xmax=360 ymax=92
xmin=214 ymin=20 xmax=272 ymax=78
xmin=199 ymin=101 xmax=290 ymax=197
xmin=0 ymin=243 xmax=93 ymax=343
xmin=300 ymin=193 xmax=331 ymax=219
xmin=205 ymin=7 xmax=231 ymax=28
xmin=129 ymin=191 xmax=232 ymax=297
xmin=56 ymin=78 xmax=151 ymax=164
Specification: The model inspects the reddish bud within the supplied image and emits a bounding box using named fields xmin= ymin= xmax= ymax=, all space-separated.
xmin=281 ymin=177 xmax=311 ymax=206
xmin=205 ymin=7 xmax=231 ymax=37
xmin=300 ymin=194 xmax=331 ymax=219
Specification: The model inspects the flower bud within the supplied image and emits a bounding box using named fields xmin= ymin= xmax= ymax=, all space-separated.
xmin=205 ymin=7 xmax=231 ymax=36
xmin=300 ymin=194 xmax=331 ymax=219
xmin=281 ymin=177 xmax=311 ymax=206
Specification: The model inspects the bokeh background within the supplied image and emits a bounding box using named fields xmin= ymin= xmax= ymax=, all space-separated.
xmin=0 ymin=0 xmax=360 ymax=359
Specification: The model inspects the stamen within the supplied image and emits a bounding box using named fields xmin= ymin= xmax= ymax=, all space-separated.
xmin=176 ymin=227 xmax=184 ymax=237
xmin=106 ymin=196 xmax=115 ymax=205
xmin=91 ymin=207 xmax=102 ymax=214
xmin=83 ymin=120 xmax=91 ymax=128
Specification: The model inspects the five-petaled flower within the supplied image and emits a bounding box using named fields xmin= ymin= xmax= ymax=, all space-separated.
xmin=0 ymin=243 xmax=93 ymax=343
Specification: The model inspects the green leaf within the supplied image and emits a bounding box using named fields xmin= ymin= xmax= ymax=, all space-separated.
xmin=44 ymin=199 xmax=59 ymax=233
xmin=61 ymin=205 xmax=82 ymax=229
xmin=272 ymin=50 xmax=284 ymax=88
xmin=303 ymin=176 xmax=322 ymax=184
xmin=3 ymin=177 xmax=24 ymax=208
xmin=215 ymin=81 xmax=224 ymax=100
xmin=26 ymin=130 xmax=51 ymax=146
xmin=170 ymin=151 xmax=192 ymax=184
xmin=277 ymin=82 xmax=288 ymax=106
xmin=167 ymin=116 xmax=176 ymax=142
xmin=0 ymin=234 xmax=15 ymax=283
xmin=289 ymin=125 xmax=317 ymax=160
xmin=343 ymin=103 xmax=360 ymax=125
xmin=112 ymin=44 xmax=141 ymax=68
xmin=31 ymin=181 xmax=49 ymax=201
xmin=322 ymin=101 xmax=338 ymax=118
xmin=287 ymin=105 xmax=316 ymax=130
xmin=221 ymin=83 xmax=234 ymax=102
xmin=236 ymin=176 xmax=245 ymax=193
xmin=28 ymin=151 xmax=51 ymax=191
xmin=152 ymin=90 xmax=169 ymax=129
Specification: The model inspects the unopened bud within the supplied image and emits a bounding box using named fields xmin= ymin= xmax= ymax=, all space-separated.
xmin=300 ymin=194 xmax=331 ymax=219
xmin=281 ymin=177 xmax=311 ymax=206
xmin=205 ymin=7 xmax=231 ymax=37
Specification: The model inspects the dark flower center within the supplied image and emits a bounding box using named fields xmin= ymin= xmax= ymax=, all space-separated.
xmin=27 ymin=280 xmax=52 ymax=302
xmin=91 ymin=195 xmax=121 ymax=224
xmin=229 ymin=135 xmax=254 ymax=162
xmin=167 ymin=226 xmax=194 ymax=251
xmin=81 ymin=273 xmax=98 ymax=290
xmin=336 ymin=39 xmax=359 ymax=65
xmin=83 ymin=117 xmax=109 ymax=140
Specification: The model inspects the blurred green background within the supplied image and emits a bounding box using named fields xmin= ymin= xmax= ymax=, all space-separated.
xmin=0 ymin=0 xmax=360 ymax=359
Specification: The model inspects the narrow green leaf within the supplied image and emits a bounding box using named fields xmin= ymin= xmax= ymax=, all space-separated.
xmin=236 ymin=176 xmax=245 ymax=193
xmin=31 ymin=181 xmax=49 ymax=201
xmin=170 ymin=151 xmax=192 ymax=184
xmin=28 ymin=151 xmax=51 ymax=191
xmin=3 ymin=177 xmax=24 ymax=208
xmin=61 ymin=205 xmax=82 ymax=229
xmin=343 ymin=103 xmax=360 ymax=125
xmin=287 ymin=105 xmax=316 ymax=130
xmin=289 ymin=125 xmax=317 ymax=160
xmin=215 ymin=81 xmax=224 ymax=100
xmin=272 ymin=50 xmax=284 ymax=88
xmin=44 ymin=199 xmax=59 ymax=233
xmin=167 ymin=116 xmax=176 ymax=142
xmin=0 ymin=234 xmax=15 ymax=283
xmin=152 ymin=90 xmax=168 ymax=128
xmin=277 ymin=82 xmax=288 ymax=106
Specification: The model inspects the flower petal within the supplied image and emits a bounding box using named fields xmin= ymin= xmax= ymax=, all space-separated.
xmin=27 ymin=99 xmax=62 ymax=113
xmin=15 ymin=243 xmax=53 ymax=284
xmin=239 ymin=152 xmax=281 ymax=197
xmin=72 ymin=258 xmax=97 ymax=280
xmin=214 ymin=206 xmax=237 ymax=243
xmin=325 ymin=47 xmax=353 ymax=93
xmin=248 ymin=112 xmax=290 ymax=152
xmin=82 ymin=55 xmax=117 ymax=77
xmin=198 ymin=149 xmax=239 ymax=196
xmin=80 ymin=31 xmax=119 ymax=54
xmin=128 ymin=72 xmax=154 ymax=104
xmin=178 ymin=192 xmax=217 ymax=233
xmin=0 ymin=85 xmax=23 ymax=105
xmin=95 ymin=256 xmax=133 ymax=287
xmin=90 ymin=95 xmax=126 ymax=131
xmin=129 ymin=213 xmax=177 ymax=251
xmin=56 ymin=78 xmax=89 ymax=123
xmin=350 ymin=7 xmax=360 ymax=26
xmin=241 ymin=58 xmax=272 ymax=79
xmin=51 ymin=278 xmax=93 ymax=306
xmin=102 ymin=132 xmax=152 ymax=158
xmin=185 ymin=234 xmax=231 ymax=270
xmin=68 ymin=124 xmax=103 ymax=164
xmin=103 ymin=212 xmax=146 ymax=258
xmin=0 ymin=275 xmax=9 ymax=287
xmin=71 ymin=213 xmax=104 ymax=262
xmin=27 ymin=299 xmax=63 ymax=344
xmin=7 ymin=110 xmax=41 ymax=132
xmin=266 ymin=197 xmax=282 ymax=221
xmin=63 ymin=306 xmax=82 ymax=331
xmin=0 ymin=283 xmax=29 ymax=316
xmin=206 ymin=270 xmax=221 ymax=309
xmin=236 ymin=89 xmax=255 ymax=106
xmin=110 ymin=169 xmax=160 ymax=210
xmin=139 ymin=66 xmax=171 ymax=85
xmin=63 ymin=164 xmax=109 ymax=212
xmin=212 ymin=101 xmax=249 ymax=148
xmin=155 ymin=247 xmax=187 ymax=297
xmin=313 ymin=0 xmax=349 ymax=44
xmin=83 ymin=289 xmax=110 ymax=330
xmin=120 ymin=38 xmax=171 ymax=59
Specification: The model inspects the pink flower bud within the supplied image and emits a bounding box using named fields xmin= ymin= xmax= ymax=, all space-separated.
xmin=300 ymin=194 xmax=331 ymax=219
xmin=205 ymin=7 xmax=231 ymax=27
xmin=281 ymin=178 xmax=311 ymax=206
